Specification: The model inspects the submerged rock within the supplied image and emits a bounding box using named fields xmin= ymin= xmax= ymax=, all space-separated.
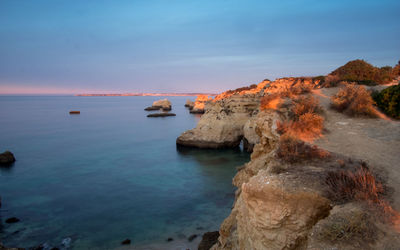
xmin=144 ymin=106 xmax=160 ymax=111
xmin=188 ymin=234 xmax=197 ymax=242
xmin=166 ymin=238 xmax=174 ymax=242
xmin=147 ymin=113 xmax=176 ymax=117
xmin=5 ymin=217 xmax=20 ymax=223
xmin=121 ymin=239 xmax=131 ymax=245
xmin=61 ymin=237 xmax=72 ymax=248
xmin=0 ymin=151 xmax=15 ymax=166
xmin=198 ymin=231 xmax=219 ymax=250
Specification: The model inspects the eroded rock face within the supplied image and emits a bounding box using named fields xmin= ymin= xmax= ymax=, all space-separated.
xmin=177 ymin=82 xmax=268 ymax=149
xmin=236 ymin=172 xmax=330 ymax=250
xmin=212 ymin=107 xmax=332 ymax=250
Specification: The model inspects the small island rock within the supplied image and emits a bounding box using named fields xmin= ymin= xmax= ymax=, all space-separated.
xmin=145 ymin=99 xmax=172 ymax=111
xmin=0 ymin=151 xmax=16 ymax=166
xmin=147 ymin=113 xmax=176 ymax=117
xmin=184 ymin=99 xmax=194 ymax=109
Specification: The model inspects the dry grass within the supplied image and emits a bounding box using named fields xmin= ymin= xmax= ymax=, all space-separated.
xmin=318 ymin=210 xmax=378 ymax=244
xmin=276 ymin=134 xmax=330 ymax=163
xmin=331 ymin=84 xmax=377 ymax=117
xmin=276 ymin=95 xmax=325 ymax=140
xmin=325 ymin=166 xmax=384 ymax=204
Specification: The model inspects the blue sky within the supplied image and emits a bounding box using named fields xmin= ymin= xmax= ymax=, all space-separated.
xmin=0 ymin=0 xmax=399 ymax=94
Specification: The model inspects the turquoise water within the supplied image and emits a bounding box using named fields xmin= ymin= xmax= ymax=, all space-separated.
xmin=0 ymin=96 xmax=249 ymax=249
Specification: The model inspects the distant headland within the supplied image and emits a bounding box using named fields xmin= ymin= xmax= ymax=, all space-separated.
xmin=75 ymin=93 xmax=217 ymax=97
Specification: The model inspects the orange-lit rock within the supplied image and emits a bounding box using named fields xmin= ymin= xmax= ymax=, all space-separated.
xmin=190 ymin=95 xmax=213 ymax=114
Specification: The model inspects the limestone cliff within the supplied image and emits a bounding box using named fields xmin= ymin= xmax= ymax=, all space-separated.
xmin=176 ymin=77 xmax=320 ymax=150
xmin=177 ymin=77 xmax=400 ymax=250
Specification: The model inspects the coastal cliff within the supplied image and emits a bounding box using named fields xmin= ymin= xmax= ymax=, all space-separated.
xmin=177 ymin=76 xmax=400 ymax=250
xmin=176 ymin=77 xmax=320 ymax=151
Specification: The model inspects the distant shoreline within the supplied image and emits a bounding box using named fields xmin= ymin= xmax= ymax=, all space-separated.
xmin=75 ymin=93 xmax=217 ymax=97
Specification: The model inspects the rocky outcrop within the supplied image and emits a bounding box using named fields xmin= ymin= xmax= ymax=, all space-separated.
xmin=145 ymin=99 xmax=172 ymax=111
xmin=177 ymin=78 xmax=321 ymax=150
xmin=177 ymin=81 xmax=270 ymax=149
xmin=185 ymin=99 xmax=194 ymax=109
xmin=190 ymin=95 xmax=213 ymax=114
xmin=0 ymin=151 xmax=15 ymax=166
xmin=211 ymin=110 xmax=334 ymax=250
xmin=198 ymin=231 xmax=220 ymax=250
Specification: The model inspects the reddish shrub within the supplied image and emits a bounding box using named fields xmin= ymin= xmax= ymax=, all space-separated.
xmin=331 ymin=84 xmax=377 ymax=117
xmin=292 ymin=95 xmax=323 ymax=118
xmin=325 ymin=166 xmax=384 ymax=203
xmin=277 ymin=134 xmax=330 ymax=163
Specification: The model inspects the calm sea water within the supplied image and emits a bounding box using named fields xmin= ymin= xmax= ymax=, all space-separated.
xmin=0 ymin=96 xmax=249 ymax=249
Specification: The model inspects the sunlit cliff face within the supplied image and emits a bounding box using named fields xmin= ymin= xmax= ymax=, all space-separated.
xmin=192 ymin=94 xmax=213 ymax=110
xmin=213 ymin=80 xmax=270 ymax=101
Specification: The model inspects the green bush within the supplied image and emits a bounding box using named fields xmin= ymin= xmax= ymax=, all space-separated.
xmin=373 ymin=85 xmax=400 ymax=119
xmin=330 ymin=59 xmax=397 ymax=85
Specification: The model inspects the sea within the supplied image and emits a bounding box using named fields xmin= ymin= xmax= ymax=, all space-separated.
xmin=0 ymin=96 xmax=250 ymax=249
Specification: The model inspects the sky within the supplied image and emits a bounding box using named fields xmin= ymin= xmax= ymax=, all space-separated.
xmin=0 ymin=0 xmax=399 ymax=94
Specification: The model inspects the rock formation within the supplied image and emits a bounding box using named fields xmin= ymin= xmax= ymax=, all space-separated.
xmin=190 ymin=95 xmax=213 ymax=114
xmin=177 ymin=76 xmax=399 ymax=250
xmin=177 ymin=81 xmax=271 ymax=148
xmin=0 ymin=151 xmax=15 ymax=166
xmin=185 ymin=99 xmax=194 ymax=109
xmin=144 ymin=99 xmax=172 ymax=111
xmin=177 ymin=78 xmax=320 ymax=150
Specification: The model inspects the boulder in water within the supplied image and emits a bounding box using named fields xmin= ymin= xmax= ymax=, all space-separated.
xmin=0 ymin=151 xmax=16 ymax=166
xmin=147 ymin=113 xmax=176 ymax=117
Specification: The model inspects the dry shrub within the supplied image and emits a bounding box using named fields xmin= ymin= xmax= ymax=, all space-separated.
xmin=331 ymin=84 xmax=377 ymax=117
xmin=276 ymin=95 xmax=324 ymax=140
xmin=296 ymin=113 xmax=324 ymax=138
xmin=276 ymin=134 xmax=330 ymax=163
xmin=260 ymin=93 xmax=281 ymax=110
xmin=318 ymin=210 xmax=378 ymax=244
xmin=323 ymin=74 xmax=340 ymax=87
xmin=292 ymin=95 xmax=323 ymax=117
xmin=325 ymin=166 xmax=384 ymax=204
xmin=291 ymin=82 xmax=313 ymax=95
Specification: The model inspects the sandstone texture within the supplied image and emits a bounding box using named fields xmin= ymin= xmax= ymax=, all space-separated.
xmin=190 ymin=95 xmax=213 ymax=114
xmin=177 ymin=81 xmax=270 ymax=149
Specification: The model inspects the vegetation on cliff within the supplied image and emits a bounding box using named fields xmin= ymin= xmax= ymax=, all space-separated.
xmin=331 ymin=84 xmax=377 ymax=117
xmin=329 ymin=59 xmax=399 ymax=86
xmin=373 ymin=85 xmax=400 ymax=119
